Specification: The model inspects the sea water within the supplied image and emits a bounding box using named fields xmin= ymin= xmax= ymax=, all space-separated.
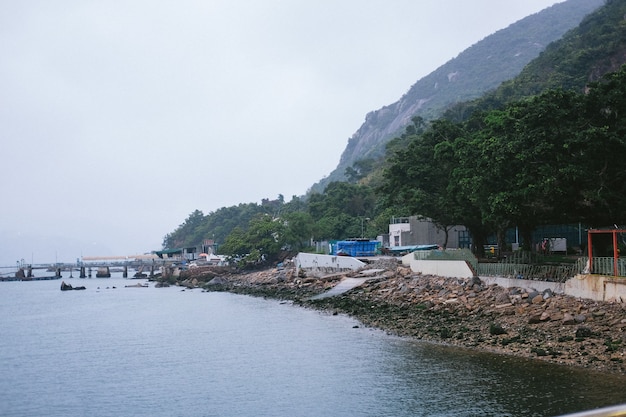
xmin=1 ymin=274 xmax=626 ymax=417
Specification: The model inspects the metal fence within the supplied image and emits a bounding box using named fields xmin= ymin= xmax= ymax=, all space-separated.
xmin=475 ymin=257 xmax=626 ymax=281
xmin=589 ymin=256 xmax=626 ymax=276
xmin=476 ymin=262 xmax=580 ymax=282
xmin=411 ymin=250 xmax=626 ymax=281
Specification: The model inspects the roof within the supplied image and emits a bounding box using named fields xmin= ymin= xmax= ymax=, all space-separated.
xmin=154 ymin=247 xmax=197 ymax=258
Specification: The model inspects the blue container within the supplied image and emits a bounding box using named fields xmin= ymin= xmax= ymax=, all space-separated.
xmin=332 ymin=240 xmax=379 ymax=257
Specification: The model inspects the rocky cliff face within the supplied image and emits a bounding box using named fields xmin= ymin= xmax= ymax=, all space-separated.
xmin=310 ymin=0 xmax=603 ymax=193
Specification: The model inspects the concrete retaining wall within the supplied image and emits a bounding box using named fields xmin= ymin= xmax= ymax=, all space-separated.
xmin=298 ymin=253 xmax=626 ymax=302
xmin=294 ymin=253 xmax=365 ymax=277
xmin=604 ymin=278 xmax=626 ymax=302
xmin=410 ymin=259 xmax=626 ymax=302
xmin=408 ymin=259 xmax=474 ymax=279
xmin=480 ymin=276 xmax=566 ymax=295
xmin=564 ymin=274 xmax=606 ymax=300
xmin=480 ymin=273 xmax=625 ymax=302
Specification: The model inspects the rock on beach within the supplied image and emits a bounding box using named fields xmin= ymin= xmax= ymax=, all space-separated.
xmin=179 ymin=262 xmax=626 ymax=374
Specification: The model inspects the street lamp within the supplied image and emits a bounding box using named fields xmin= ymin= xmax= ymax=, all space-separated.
xmin=361 ymin=217 xmax=370 ymax=238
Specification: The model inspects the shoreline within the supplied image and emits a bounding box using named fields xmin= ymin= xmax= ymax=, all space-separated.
xmin=180 ymin=261 xmax=626 ymax=375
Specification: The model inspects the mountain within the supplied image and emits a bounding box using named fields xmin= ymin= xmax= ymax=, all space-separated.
xmin=309 ymin=0 xmax=604 ymax=194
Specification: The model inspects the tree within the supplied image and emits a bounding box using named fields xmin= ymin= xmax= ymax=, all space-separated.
xmin=162 ymin=209 xmax=205 ymax=249
xmin=579 ymin=67 xmax=626 ymax=225
xmin=281 ymin=211 xmax=314 ymax=252
xmin=220 ymin=214 xmax=287 ymax=267
xmin=307 ymin=182 xmax=377 ymax=240
xmin=380 ymin=119 xmax=467 ymax=248
xmin=219 ymin=226 xmax=249 ymax=260
xmin=345 ymin=158 xmax=376 ymax=183
xmin=448 ymin=89 xmax=590 ymax=251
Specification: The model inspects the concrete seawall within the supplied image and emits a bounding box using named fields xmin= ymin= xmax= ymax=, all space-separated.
xmin=294 ymin=253 xmax=365 ymax=277
xmin=294 ymin=252 xmax=626 ymax=302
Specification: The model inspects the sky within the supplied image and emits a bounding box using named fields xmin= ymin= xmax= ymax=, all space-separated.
xmin=0 ymin=0 xmax=564 ymax=266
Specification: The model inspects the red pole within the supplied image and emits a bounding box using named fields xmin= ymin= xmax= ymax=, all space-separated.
xmin=613 ymin=230 xmax=619 ymax=276
xmin=587 ymin=230 xmax=593 ymax=274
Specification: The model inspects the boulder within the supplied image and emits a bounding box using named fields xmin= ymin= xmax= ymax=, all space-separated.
xmin=206 ymin=276 xmax=229 ymax=286
xmin=495 ymin=292 xmax=510 ymax=304
xmin=531 ymin=294 xmax=544 ymax=304
xmin=563 ymin=313 xmax=576 ymax=325
xmin=575 ymin=326 xmax=594 ymax=339
xmin=61 ymin=281 xmax=86 ymax=291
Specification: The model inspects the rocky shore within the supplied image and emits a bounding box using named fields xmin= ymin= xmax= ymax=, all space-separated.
xmin=178 ymin=259 xmax=626 ymax=374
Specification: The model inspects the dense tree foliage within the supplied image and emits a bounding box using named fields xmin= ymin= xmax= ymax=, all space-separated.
xmin=219 ymin=214 xmax=287 ymax=267
xmin=308 ymin=182 xmax=378 ymax=240
xmin=162 ymin=203 xmax=269 ymax=249
xmin=379 ymin=118 xmax=465 ymax=248
xmin=162 ymin=209 xmax=207 ymax=249
xmin=380 ymin=66 xmax=626 ymax=253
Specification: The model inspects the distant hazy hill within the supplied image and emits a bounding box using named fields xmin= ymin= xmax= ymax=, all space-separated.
xmin=479 ymin=0 xmax=626 ymax=102
xmin=309 ymin=0 xmax=603 ymax=194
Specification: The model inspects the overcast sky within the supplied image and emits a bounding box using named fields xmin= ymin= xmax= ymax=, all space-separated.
xmin=0 ymin=0 xmax=563 ymax=265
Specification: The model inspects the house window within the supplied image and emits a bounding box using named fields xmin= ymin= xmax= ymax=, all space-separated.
xmin=459 ymin=230 xmax=471 ymax=249
xmin=394 ymin=236 xmax=400 ymax=246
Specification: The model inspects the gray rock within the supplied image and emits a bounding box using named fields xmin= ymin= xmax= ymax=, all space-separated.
xmin=495 ymin=292 xmax=510 ymax=304
xmin=206 ymin=276 xmax=229 ymax=286
xmin=575 ymin=326 xmax=594 ymax=339
xmin=562 ymin=313 xmax=576 ymax=325
xmin=531 ymin=294 xmax=544 ymax=304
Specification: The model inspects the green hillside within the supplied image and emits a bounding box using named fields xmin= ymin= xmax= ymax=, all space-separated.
xmin=309 ymin=0 xmax=603 ymax=194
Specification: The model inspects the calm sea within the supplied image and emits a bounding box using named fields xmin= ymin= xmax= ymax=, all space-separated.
xmin=1 ymin=272 xmax=626 ymax=417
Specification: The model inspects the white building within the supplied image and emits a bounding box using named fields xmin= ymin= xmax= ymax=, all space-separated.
xmin=388 ymin=216 xmax=468 ymax=249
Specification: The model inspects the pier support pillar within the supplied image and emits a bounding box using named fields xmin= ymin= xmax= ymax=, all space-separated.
xmin=163 ymin=266 xmax=171 ymax=279
xmin=55 ymin=268 xmax=61 ymax=278
xmin=27 ymin=267 xmax=33 ymax=278
xmin=96 ymin=267 xmax=110 ymax=278
xmin=123 ymin=265 xmax=128 ymax=278
xmin=80 ymin=267 xmax=86 ymax=278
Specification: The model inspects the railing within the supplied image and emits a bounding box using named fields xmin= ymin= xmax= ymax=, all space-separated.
xmin=411 ymin=250 xmax=626 ymax=280
xmin=475 ymin=256 xmax=626 ymax=280
xmin=476 ymin=262 xmax=579 ymax=282
xmin=589 ymin=256 xmax=626 ymax=276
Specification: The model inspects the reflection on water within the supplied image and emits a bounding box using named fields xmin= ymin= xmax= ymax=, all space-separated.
xmin=382 ymin=340 xmax=626 ymax=417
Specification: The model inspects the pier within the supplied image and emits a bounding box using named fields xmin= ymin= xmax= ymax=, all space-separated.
xmin=0 ymin=254 xmax=184 ymax=281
